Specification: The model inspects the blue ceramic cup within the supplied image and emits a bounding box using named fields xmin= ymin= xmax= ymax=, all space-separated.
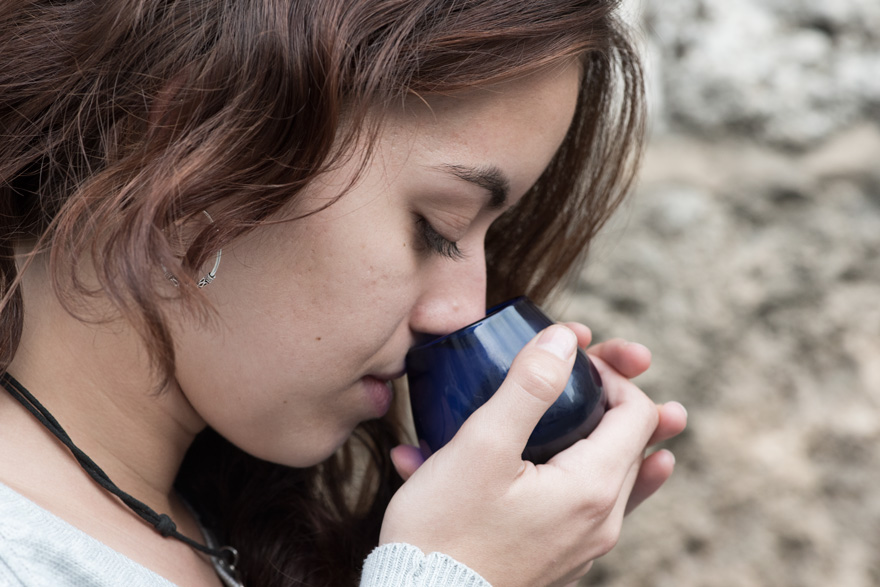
xmin=406 ymin=296 xmax=606 ymax=464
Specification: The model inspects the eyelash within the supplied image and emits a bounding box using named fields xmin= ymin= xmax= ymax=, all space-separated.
xmin=416 ymin=216 xmax=465 ymax=261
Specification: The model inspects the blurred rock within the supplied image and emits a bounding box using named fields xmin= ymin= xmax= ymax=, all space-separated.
xmin=561 ymin=124 xmax=880 ymax=586
xmin=639 ymin=0 xmax=880 ymax=148
xmin=556 ymin=4 xmax=880 ymax=585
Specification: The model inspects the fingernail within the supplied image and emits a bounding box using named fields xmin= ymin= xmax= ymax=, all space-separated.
xmin=668 ymin=401 xmax=688 ymax=419
xmin=536 ymin=325 xmax=577 ymax=360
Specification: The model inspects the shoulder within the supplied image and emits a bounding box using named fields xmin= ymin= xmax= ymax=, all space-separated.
xmin=0 ymin=483 xmax=176 ymax=587
xmin=360 ymin=543 xmax=492 ymax=587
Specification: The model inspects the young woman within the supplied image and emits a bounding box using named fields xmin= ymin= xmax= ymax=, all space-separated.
xmin=0 ymin=0 xmax=688 ymax=585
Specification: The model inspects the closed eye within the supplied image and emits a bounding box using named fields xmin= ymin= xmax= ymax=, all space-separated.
xmin=415 ymin=216 xmax=465 ymax=261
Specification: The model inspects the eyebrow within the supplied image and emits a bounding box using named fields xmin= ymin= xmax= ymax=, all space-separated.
xmin=436 ymin=164 xmax=510 ymax=210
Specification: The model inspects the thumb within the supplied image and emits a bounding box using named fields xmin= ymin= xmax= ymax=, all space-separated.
xmin=456 ymin=324 xmax=578 ymax=464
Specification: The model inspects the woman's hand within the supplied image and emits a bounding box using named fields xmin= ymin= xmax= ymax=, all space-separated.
xmin=383 ymin=324 xmax=687 ymax=587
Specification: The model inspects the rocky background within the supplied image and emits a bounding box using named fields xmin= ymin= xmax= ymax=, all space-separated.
xmin=560 ymin=1 xmax=880 ymax=585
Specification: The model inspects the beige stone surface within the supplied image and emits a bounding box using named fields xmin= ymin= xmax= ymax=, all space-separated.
xmin=560 ymin=125 xmax=880 ymax=586
xmin=553 ymin=2 xmax=880 ymax=582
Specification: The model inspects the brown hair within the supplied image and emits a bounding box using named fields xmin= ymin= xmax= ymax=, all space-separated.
xmin=1 ymin=0 xmax=644 ymax=584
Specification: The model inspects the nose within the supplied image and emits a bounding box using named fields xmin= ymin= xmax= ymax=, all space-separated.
xmin=408 ymin=252 xmax=488 ymax=341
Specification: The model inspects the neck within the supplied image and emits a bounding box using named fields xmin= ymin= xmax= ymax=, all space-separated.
xmin=3 ymin=253 xmax=205 ymax=513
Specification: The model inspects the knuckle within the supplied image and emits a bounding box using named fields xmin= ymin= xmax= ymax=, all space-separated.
xmin=622 ymin=380 xmax=660 ymax=426
xmin=587 ymin=484 xmax=619 ymax=516
xmin=605 ymin=337 xmax=628 ymax=349
xmin=595 ymin=523 xmax=622 ymax=556
xmin=582 ymin=502 xmax=623 ymax=556
xmin=509 ymin=354 xmax=567 ymax=403
xmin=639 ymin=392 xmax=661 ymax=428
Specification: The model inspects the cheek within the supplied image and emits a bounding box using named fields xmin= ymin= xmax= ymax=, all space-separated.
xmin=163 ymin=206 xmax=422 ymax=464
xmin=175 ymin=222 xmax=412 ymax=389
xmin=300 ymin=212 xmax=421 ymax=311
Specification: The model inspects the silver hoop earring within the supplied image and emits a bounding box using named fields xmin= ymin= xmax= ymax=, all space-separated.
xmin=196 ymin=211 xmax=222 ymax=288
xmin=165 ymin=210 xmax=222 ymax=288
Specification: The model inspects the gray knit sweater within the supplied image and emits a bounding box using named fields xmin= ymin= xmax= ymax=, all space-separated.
xmin=0 ymin=483 xmax=490 ymax=587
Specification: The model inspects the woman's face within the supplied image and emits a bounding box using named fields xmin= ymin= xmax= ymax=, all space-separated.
xmin=170 ymin=61 xmax=582 ymax=466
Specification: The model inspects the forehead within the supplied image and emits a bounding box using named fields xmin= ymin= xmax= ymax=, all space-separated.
xmin=380 ymin=60 xmax=582 ymax=196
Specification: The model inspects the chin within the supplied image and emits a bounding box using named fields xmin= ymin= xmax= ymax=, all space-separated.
xmin=244 ymin=427 xmax=358 ymax=469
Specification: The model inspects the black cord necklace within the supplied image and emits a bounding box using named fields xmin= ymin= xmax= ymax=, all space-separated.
xmin=0 ymin=372 xmax=242 ymax=585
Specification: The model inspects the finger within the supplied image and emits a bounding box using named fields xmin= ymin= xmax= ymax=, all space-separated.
xmin=390 ymin=445 xmax=425 ymax=481
xmin=560 ymin=322 xmax=592 ymax=349
xmin=647 ymin=401 xmax=688 ymax=446
xmin=624 ymin=449 xmax=676 ymax=515
xmin=586 ymin=339 xmax=651 ymax=379
xmin=458 ymin=324 xmax=578 ymax=464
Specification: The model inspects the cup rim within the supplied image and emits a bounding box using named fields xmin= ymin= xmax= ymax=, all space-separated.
xmin=407 ymin=295 xmax=530 ymax=353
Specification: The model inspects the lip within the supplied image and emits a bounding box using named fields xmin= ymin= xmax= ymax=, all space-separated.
xmin=361 ymin=375 xmax=396 ymax=418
